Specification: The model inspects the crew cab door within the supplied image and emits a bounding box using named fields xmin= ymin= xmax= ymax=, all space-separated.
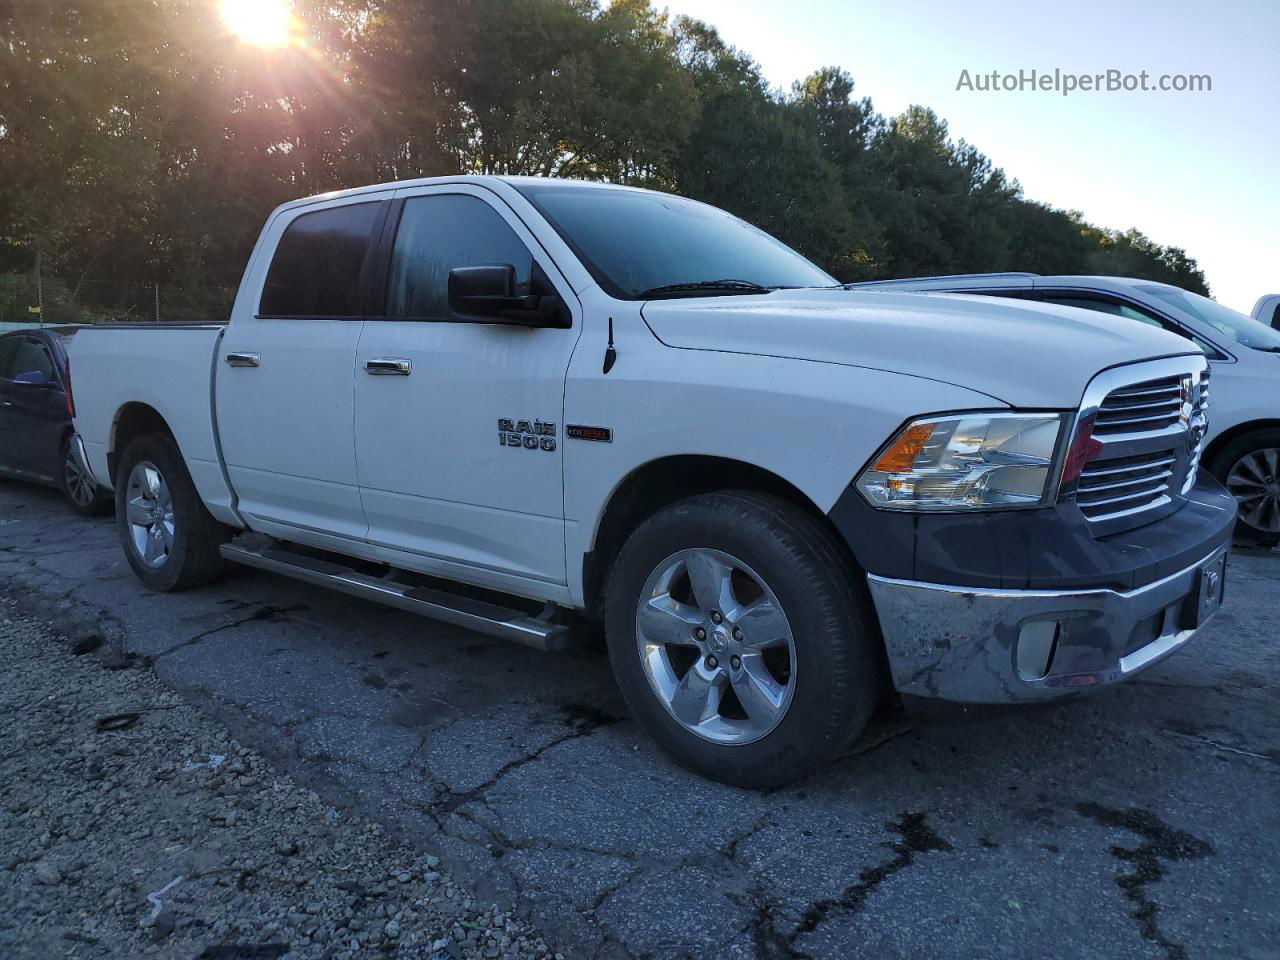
xmin=216 ymin=194 xmax=390 ymax=541
xmin=352 ymin=184 xmax=582 ymax=590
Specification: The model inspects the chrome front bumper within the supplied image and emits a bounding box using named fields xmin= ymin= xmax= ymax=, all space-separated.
xmin=866 ymin=544 xmax=1230 ymax=703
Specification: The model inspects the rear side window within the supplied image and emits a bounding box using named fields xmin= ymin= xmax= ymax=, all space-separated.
xmin=385 ymin=195 xmax=534 ymax=320
xmin=0 ymin=337 xmax=17 ymax=380
xmin=259 ymin=202 xmax=383 ymax=318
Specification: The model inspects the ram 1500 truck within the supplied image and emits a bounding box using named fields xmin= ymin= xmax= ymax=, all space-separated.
xmin=68 ymin=176 xmax=1237 ymax=787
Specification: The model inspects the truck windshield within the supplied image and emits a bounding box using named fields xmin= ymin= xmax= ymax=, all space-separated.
xmin=516 ymin=183 xmax=836 ymax=299
xmin=1138 ymin=284 xmax=1280 ymax=352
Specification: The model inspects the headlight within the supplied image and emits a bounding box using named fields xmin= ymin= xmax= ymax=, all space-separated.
xmin=856 ymin=413 xmax=1067 ymax=511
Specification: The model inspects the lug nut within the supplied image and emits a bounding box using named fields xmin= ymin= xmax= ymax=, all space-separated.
xmin=706 ymin=655 xmax=719 ymax=669
xmin=694 ymin=627 xmax=707 ymax=641
xmin=710 ymin=610 xmax=723 ymax=624
xmin=732 ymin=627 xmax=743 ymax=641
xmin=730 ymin=655 xmax=741 ymax=670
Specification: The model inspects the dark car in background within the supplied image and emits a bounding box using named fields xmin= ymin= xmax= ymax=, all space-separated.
xmin=0 ymin=327 xmax=110 ymax=515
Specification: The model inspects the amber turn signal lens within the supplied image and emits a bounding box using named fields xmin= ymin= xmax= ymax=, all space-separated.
xmin=872 ymin=423 xmax=936 ymax=473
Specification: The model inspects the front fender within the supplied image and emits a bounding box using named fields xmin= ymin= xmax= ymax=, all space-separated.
xmin=561 ymin=311 xmax=1004 ymax=606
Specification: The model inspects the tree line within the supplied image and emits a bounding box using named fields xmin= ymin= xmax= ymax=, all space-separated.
xmin=0 ymin=0 xmax=1210 ymax=303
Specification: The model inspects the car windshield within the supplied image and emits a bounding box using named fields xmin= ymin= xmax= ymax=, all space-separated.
xmin=1137 ymin=284 xmax=1280 ymax=352
xmin=516 ymin=183 xmax=836 ymax=299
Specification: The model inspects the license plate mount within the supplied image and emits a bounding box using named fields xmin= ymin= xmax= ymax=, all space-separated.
xmin=1183 ymin=552 xmax=1227 ymax=630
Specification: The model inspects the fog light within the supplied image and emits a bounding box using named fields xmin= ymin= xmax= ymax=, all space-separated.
xmin=1016 ymin=621 xmax=1061 ymax=681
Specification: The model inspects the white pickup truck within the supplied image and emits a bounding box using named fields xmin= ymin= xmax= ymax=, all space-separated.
xmin=69 ymin=176 xmax=1236 ymax=787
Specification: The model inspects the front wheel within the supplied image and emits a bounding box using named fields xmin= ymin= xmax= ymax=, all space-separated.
xmin=605 ymin=492 xmax=881 ymax=788
xmin=1212 ymin=428 xmax=1280 ymax=546
xmin=115 ymin=433 xmax=229 ymax=590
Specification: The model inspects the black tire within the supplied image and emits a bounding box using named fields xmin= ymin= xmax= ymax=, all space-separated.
xmin=604 ymin=491 xmax=881 ymax=789
xmin=1210 ymin=428 xmax=1280 ymax=547
xmin=114 ymin=433 xmax=229 ymax=590
xmin=59 ymin=434 xmax=112 ymax=517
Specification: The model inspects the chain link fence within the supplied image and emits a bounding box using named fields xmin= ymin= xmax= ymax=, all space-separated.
xmin=0 ymin=272 xmax=238 ymax=330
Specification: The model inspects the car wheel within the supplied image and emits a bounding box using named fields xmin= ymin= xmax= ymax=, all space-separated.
xmin=115 ymin=433 xmax=229 ymax=590
xmin=1212 ymin=428 xmax=1280 ymax=547
xmin=59 ymin=435 xmax=111 ymax=517
xmin=605 ymin=491 xmax=881 ymax=788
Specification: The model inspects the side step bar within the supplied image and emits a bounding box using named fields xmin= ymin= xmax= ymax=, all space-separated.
xmin=219 ymin=541 xmax=572 ymax=652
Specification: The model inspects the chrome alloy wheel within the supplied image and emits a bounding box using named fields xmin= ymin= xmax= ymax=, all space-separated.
xmin=635 ymin=548 xmax=797 ymax=745
xmin=125 ymin=461 xmax=175 ymax=568
xmin=63 ymin=445 xmax=96 ymax=508
xmin=1226 ymin=448 xmax=1280 ymax=534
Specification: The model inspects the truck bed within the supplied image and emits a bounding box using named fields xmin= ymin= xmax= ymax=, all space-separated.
xmin=70 ymin=324 xmax=239 ymax=524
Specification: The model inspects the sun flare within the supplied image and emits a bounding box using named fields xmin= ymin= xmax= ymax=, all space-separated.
xmin=220 ymin=0 xmax=292 ymax=48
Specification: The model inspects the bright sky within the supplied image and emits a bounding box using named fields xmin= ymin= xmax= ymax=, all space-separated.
xmin=662 ymin=0 xmax=1279 ymax=314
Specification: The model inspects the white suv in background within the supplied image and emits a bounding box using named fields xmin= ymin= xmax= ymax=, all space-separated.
xmin=851 ymin=273 xmax=1280 ymax=544
xmin=1254 ymin=294 xmax=1280 ymax=330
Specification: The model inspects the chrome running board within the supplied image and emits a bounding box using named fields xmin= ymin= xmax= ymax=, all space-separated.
xmin=219 ymin=541 xmax=572 ymax=652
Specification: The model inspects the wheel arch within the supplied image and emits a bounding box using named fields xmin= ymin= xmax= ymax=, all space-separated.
xmin=1204 ymin=418 xmax=1280 ymax=474
xmin=580 ymin=454 xmax=858 ymax=620
xmin=107 ymin=402 xmax=177 ymax=486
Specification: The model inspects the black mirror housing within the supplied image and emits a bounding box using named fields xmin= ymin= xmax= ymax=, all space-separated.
xmin=448 ymin=263 xmax=569 ymax=328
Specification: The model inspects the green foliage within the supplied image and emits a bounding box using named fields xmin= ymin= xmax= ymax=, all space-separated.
xmin=0 ymin=0 xmax=1210 ymax=305
xmin=1081 ymin=225 xmax=1209 ymax=295
xmin=670 ymin=23 xmax=856 ymax=276
xmin=428 ymin=0 xmax=696 ymax=182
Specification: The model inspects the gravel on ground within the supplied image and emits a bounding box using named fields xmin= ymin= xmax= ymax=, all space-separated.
xmin=0 ymin=596 xmax=560 ymax=960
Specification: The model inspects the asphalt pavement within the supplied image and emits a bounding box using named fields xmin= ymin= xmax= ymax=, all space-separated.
xmin=1 ymin=480 xmax=1277 ymax=960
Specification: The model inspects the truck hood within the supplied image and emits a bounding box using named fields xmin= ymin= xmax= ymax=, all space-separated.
xmin=641 ymin=289 xmax=1199 ymax=408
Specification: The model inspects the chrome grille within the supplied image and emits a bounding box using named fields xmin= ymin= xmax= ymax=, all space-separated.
xmin=1093 ymin=375 xmax=1184 ymax=435
xmin=1065 ymin=358 xmax=1210 ymax=529
xmin=1077 ymin=450 xmax=1176 ymax=519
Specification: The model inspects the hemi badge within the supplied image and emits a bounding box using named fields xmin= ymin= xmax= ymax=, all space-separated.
xmin=567 ymin=425 xmax=613 ymax=443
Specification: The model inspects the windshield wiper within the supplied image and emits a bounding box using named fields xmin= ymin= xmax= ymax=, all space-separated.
xmin=637 ymin=279 xmax=775 ymax=298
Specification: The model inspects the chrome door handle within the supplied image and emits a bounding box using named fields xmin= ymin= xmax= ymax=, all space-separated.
xmin=225 ymin=352 xmax=261 ymax=368
xmin=364 ymin=358 xmax=412 ymax=376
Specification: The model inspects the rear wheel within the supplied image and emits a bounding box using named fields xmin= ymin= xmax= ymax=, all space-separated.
xmin=115 ymin=434 xmax=228 ymax=590
xmin=1212 ymin=428 xmax=1280 ymax=546
xmin=605 ymin=492 xmax=881 ymax=788
xmin=59 ymin=435 xmax=111 ymax=516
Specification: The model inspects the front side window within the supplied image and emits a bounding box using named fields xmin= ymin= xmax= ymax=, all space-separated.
xmin=259 ymin=202 xmax=383 ymax=318
xmin=385 ymin=195 xmax=535 ymax=320
xmin=1137 ymin=284 xmax=1280 ymax=353
xmin=9 ymin=340 xmax=56 ymax=383
xmin=1270 ymin=302 xmax=1280 ymax=330
xmin=516 ymin=183 xmax=835 ymax=299
xmin=1045 ymin=295 xmax=1174 ymax=329
xmin=1044 ymin=294 xmax=1220 ymax=357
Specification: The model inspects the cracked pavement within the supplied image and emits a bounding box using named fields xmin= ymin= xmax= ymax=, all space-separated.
xmin=2 ymin=480 xmax=1279 ymax=959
